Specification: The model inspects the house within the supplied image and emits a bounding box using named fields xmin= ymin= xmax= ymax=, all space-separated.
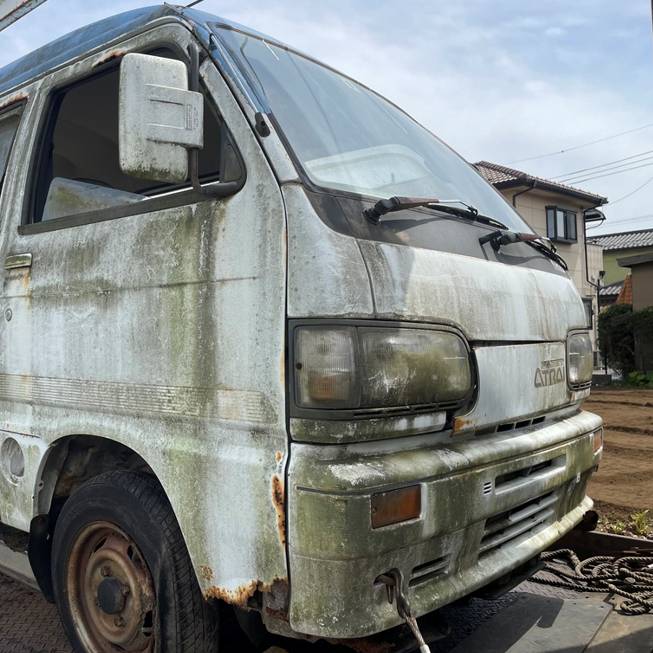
xmin=474 ymin=161 xmax=608 ymax=352
xmin=587 ymin=227 xmax=653 ymax=285
xmin=598 ymin=281 xmax=624 ymax=308
xmin=617 ymin=254 xmax=653 ymax=371
xmin=617 ymin=253 xmax=653 ymax=311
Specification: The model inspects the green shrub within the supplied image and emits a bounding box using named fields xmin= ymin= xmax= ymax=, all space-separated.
xmin=626 ymin=371 xmax=653 ymax=387
xmin=599 ymin=304 xmax=635 ymax=375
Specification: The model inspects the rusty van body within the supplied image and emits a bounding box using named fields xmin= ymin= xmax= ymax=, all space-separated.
xmin=0 ymin=5 xmax=602 ymax=649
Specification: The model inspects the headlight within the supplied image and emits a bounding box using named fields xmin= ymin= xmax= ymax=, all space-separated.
xmin=293 ymin=324 xmax=473 ymax=412
xmin=567 ymin=332 xmax=593 ymax=389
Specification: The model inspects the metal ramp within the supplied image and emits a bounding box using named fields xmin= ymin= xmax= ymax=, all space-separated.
xmin=449 ymin=588 xmax=653 ymax=653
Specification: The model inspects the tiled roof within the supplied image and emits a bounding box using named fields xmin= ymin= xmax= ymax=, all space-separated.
xmin=618 ymin=253 xmax=653 ymax=267
xmin=599 ymin=281 xmax=624 ymax=297
xmin=474 ymin=161 xmax=608 ymax=204
xmin=588 ymin=228 xmax=653 ymax=251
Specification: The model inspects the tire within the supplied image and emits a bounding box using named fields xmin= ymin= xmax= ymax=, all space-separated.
xmin=51 ymin=470 xmax=219 ymax=653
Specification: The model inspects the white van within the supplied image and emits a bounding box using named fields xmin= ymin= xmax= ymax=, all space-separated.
xmin=0 ymin=5 xmax=602 ymax=652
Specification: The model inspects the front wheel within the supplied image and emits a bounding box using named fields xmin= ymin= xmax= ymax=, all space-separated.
xmin=51 ymin=471 xmax=219 ymax=652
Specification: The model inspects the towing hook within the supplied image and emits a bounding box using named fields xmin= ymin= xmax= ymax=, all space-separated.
xmin=377 ymin=569 xmax=411 ymax=619
xmin=377 ymin=569 xmax=432 ymax=653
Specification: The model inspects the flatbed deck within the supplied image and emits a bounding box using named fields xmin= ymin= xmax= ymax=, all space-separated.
xmin=1 ymin=531 xmax=651 ymax=653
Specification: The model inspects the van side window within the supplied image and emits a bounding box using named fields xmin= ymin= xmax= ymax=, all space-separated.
xmin=0 ymin=110 xmax=21 ymax=195
xmin=31 ymin=63 xmax=222 ymax=223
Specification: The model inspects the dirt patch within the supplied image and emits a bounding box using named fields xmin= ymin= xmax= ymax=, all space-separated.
xmin=586 ymin=388 xmax=653 ymax=537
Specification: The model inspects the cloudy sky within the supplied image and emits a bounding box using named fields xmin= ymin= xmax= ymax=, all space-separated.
xmin=2 ymin=1 xmax=652 ymax=234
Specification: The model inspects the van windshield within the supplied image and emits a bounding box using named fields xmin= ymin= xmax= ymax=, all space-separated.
xmin=214 ymin=27 xmax=531 ymax=233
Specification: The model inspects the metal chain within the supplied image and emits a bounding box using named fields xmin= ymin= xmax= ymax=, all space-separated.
xmin=530 ymin=549 xmax=653 ymax=615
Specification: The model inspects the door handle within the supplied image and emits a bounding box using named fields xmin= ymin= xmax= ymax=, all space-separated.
xmin=4 ymin=253 xmax=32 ymax=270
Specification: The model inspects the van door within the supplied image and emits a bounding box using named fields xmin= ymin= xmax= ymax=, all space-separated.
xmin=0 ymin=101 xmax=42 ymax=533
xmin=0 ymin=28 xmax=288 ymax=596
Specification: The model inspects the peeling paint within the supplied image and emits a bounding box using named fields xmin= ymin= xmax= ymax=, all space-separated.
xmin=204 ymin=577 xmax=287 ymax=607
xmin=271 ymin=474 xmax=286 ymax=547
xmin=0 ymin=91 xmax=27 ymax=111
xmin=92 ymin=49 xmax=128 ymax=68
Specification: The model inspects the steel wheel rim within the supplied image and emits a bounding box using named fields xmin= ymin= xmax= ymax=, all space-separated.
xmin=66 ymin=521 xmax=155 ymax=652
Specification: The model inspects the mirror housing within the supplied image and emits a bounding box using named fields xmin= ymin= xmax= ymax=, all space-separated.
xmin=119 ymin=53 xmax=203 ymax=183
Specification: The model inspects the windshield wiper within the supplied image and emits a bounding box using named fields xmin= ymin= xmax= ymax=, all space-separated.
xmin=479 ymin=229 xmax=568 ymax=271
xmin=363 ymin=195 xmax=506 ymax=229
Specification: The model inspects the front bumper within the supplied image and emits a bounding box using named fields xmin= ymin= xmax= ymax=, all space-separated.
xmin=287 ymin=409 xmax=602 ymax=638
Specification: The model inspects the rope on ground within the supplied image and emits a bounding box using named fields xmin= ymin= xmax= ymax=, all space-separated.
xmin=530 ymin=549 xmax=653 ymax=615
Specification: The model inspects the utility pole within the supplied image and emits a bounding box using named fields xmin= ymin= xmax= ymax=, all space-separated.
xmin=0 ymin=0 xmax=48 ymax=32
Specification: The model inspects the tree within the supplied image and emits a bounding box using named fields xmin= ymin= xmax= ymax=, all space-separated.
xmin=598 ymin=304 xmax=635 ymax=376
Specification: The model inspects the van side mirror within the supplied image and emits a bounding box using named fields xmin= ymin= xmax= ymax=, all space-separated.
xmin=119 ymin=53 xmax=204 ymax=183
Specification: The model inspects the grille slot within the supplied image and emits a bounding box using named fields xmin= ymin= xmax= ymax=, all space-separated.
xmin=494 ymin=415 xmax=546 ymax=434
xmin=480 ymin=492 xmax=558 ymax=556
xmin=482 ymin=480 xmax=494 ymax=496
xmin=494 ymin=455 xmax=565 ymax=493
xmin=409 ymin=554 xmax=451 ymax=587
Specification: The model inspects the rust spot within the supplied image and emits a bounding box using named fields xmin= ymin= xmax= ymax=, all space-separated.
xmin=271 ymin=474 xmax=286 ymax=546
xmin=0 ymin=92 xmax=28 ymax=111
xmin=452 ymin=416 xmax=474 ymax=434
xmin=203 ymin=577 xmax=287 ymax=607
xmin=93 ymin=49 xmax=128 ymax=67
xmin=199 ymin=565 xmax=213 ymax=582
xmin=20 ymin=270 xmax=30 ymax=291
xmin=275 ymin=450 xmax=283 ymax=463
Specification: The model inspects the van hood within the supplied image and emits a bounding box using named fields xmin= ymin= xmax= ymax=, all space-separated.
xmin=356 ymin=239 xmax=587 ymax=343
xmin=285 ymin=185 xmax=587 ymax=342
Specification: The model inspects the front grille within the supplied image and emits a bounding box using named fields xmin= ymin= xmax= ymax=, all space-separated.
xmin=480 ymin=492 xmax=558 ymax=556
xmin=495 ymin=415 xmax=546 ymax=433
xmin=409 ymin=554 xmax=451 ymax=587
xmin=494 ymin=455 xmax=565 ymax=492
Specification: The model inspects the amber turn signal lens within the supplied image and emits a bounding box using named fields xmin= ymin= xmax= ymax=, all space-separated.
xmin=371 ymin=485 xmax=421 ymax=529
xmin=593 ymin=429 xmax=603 ymax=454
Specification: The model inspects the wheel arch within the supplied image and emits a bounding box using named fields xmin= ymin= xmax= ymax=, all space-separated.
xmin=29 ymin=433 xmax=159 ymax=601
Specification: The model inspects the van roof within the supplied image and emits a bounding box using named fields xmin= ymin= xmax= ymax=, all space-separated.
xmin=0 ymin=4 xmax=273 ymax=98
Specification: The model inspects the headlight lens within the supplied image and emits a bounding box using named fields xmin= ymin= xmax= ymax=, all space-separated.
xmin=295 ymin=328 xmax=358 ymax=409
xmin=294 ymin=325 xmax=472 ymax=410
xmin=567 ymin=332 xmax=593 ymax=388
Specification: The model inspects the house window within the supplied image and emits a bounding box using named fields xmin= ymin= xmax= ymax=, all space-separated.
xmin=546 ymin=206 xmax=577 ymax=243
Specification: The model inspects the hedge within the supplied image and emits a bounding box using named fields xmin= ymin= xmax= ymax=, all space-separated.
xmin=598 ymin=304 xmax=653 ymax=378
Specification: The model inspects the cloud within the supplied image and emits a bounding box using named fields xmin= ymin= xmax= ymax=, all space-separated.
xmin=544 ymin=26 xmax=566 ymax=38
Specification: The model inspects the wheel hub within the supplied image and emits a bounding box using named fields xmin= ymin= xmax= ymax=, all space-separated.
xmin=67 ymin=522 xmax=155 ymax=652
xmin=97 ymin=577 xmax=128 ymax=615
